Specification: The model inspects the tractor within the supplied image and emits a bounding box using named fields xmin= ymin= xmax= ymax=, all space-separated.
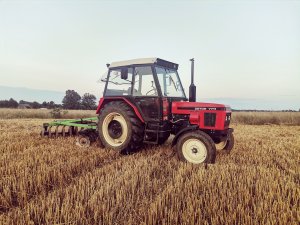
xmin=42 ymin=58 xmax=234 ymax=164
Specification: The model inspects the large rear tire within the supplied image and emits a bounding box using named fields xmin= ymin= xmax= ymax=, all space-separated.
xmin=98 ymin=101 xmax=144 ymax=151
xmin=177 ymin=130 xmax=216 ymax=164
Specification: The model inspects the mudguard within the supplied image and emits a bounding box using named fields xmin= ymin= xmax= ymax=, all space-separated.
xmin=171 ymin=125 xmax=198 ymax=146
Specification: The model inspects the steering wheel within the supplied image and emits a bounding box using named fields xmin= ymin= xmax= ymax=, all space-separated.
xmin=146 ymin=88 xmax=157 ymax=96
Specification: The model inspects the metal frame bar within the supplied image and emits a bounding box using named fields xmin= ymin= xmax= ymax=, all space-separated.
xmin=46 ymin=117 xmax=98 ymax=129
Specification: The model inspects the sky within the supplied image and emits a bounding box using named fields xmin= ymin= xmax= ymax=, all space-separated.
xmin=0 ymin=0 xmax=299 ymax=110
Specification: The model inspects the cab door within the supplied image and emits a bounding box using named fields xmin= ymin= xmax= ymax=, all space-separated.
xmin=131 ymin=66 xmax=161 ymax=121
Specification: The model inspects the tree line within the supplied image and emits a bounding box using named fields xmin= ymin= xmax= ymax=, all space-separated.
xmin=0 ymin=90 xmax=97 ymax=110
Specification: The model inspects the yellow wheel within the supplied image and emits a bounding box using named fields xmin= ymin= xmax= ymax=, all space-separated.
xmin=177 ymin=130 xmax=216 ymax=164
xmin=102 ymin=112 xmax=128 ymax=147
xmin=98 ymin=101 xmax=144 ymax=151
xmin=182 ymin=138 xmax=207 ymax=164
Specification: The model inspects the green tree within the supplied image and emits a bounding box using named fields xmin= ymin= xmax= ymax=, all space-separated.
xmin=8 ymin=98 xmax=18 ymax=108
xmin=49 ymin=101 xmax=55 ymax=109
xmin=32 ymin=101 xmax=41 ymax=109
xmin=81 ymin=93 xmax=97 ymax=110
xmin=62 ymin=90 xmax=81 ymax=109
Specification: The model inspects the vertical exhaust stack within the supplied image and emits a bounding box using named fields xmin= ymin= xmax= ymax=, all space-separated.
xmin=189 ymin=58 xmax=196 ymax=102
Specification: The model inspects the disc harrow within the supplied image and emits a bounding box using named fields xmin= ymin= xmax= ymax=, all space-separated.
xmin=41 ymin=117 xmax=99 ymax=147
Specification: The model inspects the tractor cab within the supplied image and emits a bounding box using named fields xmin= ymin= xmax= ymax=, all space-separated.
xmin=101 ymin=58 xmax=186 ymax=121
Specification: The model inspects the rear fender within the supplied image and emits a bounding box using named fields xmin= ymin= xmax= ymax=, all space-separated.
xmin=171 ymin=125 xmax=199 ymax=147
xmin=96 ymin=97 xmax=144 ymax=123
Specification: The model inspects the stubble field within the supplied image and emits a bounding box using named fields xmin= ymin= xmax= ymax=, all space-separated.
xmin=0 ymin=112 xmax=299 ymax=224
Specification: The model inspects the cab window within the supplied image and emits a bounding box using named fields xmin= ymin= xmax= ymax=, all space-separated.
xmin=133 ymin=66 xmax=157 ymax=96
xmin=105 ymin=68 xmax=133 ymax=96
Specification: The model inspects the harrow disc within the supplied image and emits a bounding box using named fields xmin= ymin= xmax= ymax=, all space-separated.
xmin=41 ymin=124 xmax=80 ymax=138
xmin=40 ymin=117 xmax=99 ymax=148
xmin=48 ymin=126 xmax=53 ymax=138
xmin=69 ymin=126 xmax=73 ymax=136
xmin=55 ymin=126 xmax=60 ymax=138
xmin=62 ymin=126 xmax=66 ymax=137
xmin=41 ymin=124 xmax=49 ymax=137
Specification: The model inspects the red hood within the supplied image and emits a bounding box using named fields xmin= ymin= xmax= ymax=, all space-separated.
xmin=173 ymin=101 xmax=231 ymax=111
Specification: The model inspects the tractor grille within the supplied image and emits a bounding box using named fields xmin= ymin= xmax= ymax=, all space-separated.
xmin=204 ymin=113 xmax=216 ymax=127
xmin=224 ymin=113 xmax=231 ymax=127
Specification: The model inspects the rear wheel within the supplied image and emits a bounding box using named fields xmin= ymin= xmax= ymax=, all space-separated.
xmin=177 ymin=131 xmax=216 ymax=164
xmin=98 ymin=101 xmax=144 ymax=151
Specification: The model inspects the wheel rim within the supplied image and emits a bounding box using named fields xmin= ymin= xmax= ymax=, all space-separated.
xmin=182 ymin=138 xmax=207 ymax=164
xmin=102 ymin=112 xmax=128 ymax=147
xmin=216 ymin=140 xmax=227 ymax=150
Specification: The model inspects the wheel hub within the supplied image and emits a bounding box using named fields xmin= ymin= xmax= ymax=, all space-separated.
xmin=192 ymin=147 xmax=198 ymax=154
xmin=182 ymin=138 xmax=207 ymax=164
xmin=108 ymin=120 xmax=122 ymax=139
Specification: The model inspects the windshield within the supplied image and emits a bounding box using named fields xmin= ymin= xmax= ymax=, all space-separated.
xmin=155 ymin=66 xmax=186 ymax=98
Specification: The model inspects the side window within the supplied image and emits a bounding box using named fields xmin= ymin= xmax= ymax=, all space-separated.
xmin=105 ymin=68 xmax=133 ymax=96
xmin=133 ymin=66 xmax=157 ymax=96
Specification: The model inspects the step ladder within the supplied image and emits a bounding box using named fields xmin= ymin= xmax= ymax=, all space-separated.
xmin=143 ymin=121 xmax=160 ymax=144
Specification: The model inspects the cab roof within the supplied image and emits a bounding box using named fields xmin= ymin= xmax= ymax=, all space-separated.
xmin=109 ymin=58 xmax=179 ymax=70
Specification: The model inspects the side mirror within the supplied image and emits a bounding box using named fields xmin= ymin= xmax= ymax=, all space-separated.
xmin=121 ymin=68 xmax=128 ymax=80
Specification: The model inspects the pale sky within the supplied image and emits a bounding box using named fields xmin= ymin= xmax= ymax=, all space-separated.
xmin=0 ymin=0 xmax=299 ymax=109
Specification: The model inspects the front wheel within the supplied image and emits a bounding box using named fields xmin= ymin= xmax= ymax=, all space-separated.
xmin=215 ymin=132 xmax=234 ymax=153
xmin=177 ymin=131 xmax=216 ymax=164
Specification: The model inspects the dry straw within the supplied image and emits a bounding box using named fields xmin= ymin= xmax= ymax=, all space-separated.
xmin=0 ymin=119 xmax=299 ymax=224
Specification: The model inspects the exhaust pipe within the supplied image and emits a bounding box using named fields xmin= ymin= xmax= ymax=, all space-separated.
xmin=189 ymin=58 xmax=196 ymax=102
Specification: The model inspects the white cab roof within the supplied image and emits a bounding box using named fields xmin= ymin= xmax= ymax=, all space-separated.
xmin=109 ymin=58 xmax=158 ymax=68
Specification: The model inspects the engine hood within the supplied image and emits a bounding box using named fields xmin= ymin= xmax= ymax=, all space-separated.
xmin=172 ymin=101 xmax=231 ymax=111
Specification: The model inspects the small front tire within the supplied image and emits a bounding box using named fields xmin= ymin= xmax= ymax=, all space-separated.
xmin=215 ymin=132 xmax=234 ymax=153
xmin=223 ymin=132 xmax=234 ymax=152
xmin=177 ymin=131 xmax=216 ymax=164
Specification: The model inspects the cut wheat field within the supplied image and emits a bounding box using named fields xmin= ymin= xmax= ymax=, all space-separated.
xmin=0 ymin=116 xmax=299 ymax=224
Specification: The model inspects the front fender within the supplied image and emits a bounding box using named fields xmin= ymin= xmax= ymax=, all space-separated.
xmin=171 ymin=125 xmax=199 ymax=147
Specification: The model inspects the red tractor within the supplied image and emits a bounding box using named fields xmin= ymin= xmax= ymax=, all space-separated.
xmin=96 ymin=58 xmax=234 ymax=164
xmin=43 ymin=58 xmax=234 ymax=164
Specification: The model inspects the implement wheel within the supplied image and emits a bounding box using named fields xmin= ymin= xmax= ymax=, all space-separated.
xmin=177 ymin=130 xmax=216 ymax=164
xmin=98 ymin=101 xmax=144 ymax=151
xmin=76 ymin=135 xmax=91 ymax=148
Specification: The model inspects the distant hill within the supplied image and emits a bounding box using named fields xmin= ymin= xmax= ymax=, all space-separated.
xmin=199 ymin=97 xmax=299 ymax=111
xmin=0 ymin=86 xmax=64 ymax=103
xmin=0 ymin=85 xmax=298 ymax=110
